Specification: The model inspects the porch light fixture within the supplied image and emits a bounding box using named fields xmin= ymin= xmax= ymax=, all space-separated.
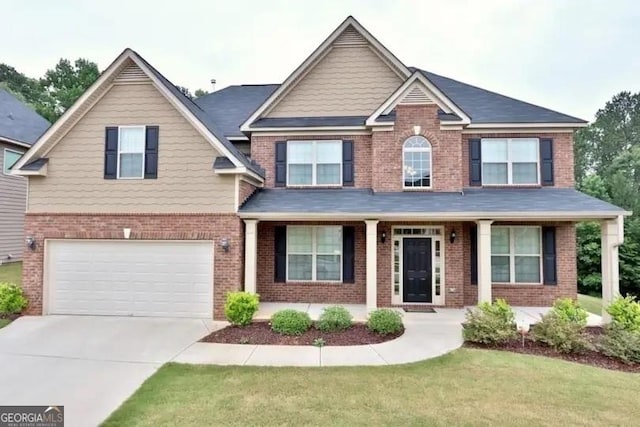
xmin=449 ymin=230 xmax=456 ymax=244
xmin=25 ymin=236 xmax=36 ymax=251
xmin=380 ymin=231 xmax=387 ymax=243
xmin=123 ymin=228 xmax=131 ymax=239
xmin=220 ymin=238 xmax=230 ymax=253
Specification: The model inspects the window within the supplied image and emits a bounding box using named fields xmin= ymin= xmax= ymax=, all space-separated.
xmin=491 ymin=227 xmax=541 ymax=283
xmin=118 ymin=126 xmax=146 ymax=179
xmin=482 ymin=138 xmax=539 ymax=185
xmin=287 ymin=141 xmax=341 ymax=186
xmin=3 ymin=149 xmax=23 ymax=175
xmin=287 ymin=226 xmax=342 ymax=281
xmin=403 ymin=136 xmax=431 ymax=188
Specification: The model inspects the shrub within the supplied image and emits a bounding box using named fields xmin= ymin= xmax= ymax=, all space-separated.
xmin=224 ymin=292 xmax=259 ymax=327
xmin=532 ymin=312 xmax=591 ymax=354
xmin=270 ymin=309 xmax=312 ymax=335
xmin=598 ymin=323 xmax=640 ymax=364
xmin=316 ymin=306 xmax=353 ymax=332
xmin=462 ymin=299 xmax=517 ymax=345
xmin=0 ymin=283 xmax=28 ymax=314
xmin=367 ymin=309 xmax=403 ymax=335
xmin=551 ymin=298 xmax=588 ymax=326
xmin=606 ymin=295 xmax=640 ymax=333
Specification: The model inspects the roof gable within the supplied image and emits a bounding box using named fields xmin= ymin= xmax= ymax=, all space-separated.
xmin=241 ymin=16 xmax=411 ymax=130
xmin=0 ymin=89 xmax=49 ymax=147
xmin=12 ymin=49 xmax=264 ymax=178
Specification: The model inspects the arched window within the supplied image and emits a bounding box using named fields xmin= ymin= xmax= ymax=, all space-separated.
xmin=403 ymin=136 xmax=432 ymax=188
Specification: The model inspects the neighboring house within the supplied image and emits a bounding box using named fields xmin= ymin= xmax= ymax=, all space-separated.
xmin=12 ymin=17 xmax=628 ymax=320
xmin=0 ymin=89 xmax=49 ymax=265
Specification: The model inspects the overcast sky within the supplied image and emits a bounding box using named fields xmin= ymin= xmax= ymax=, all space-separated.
xmin=4 ymin=0 xmax=639 ymax=121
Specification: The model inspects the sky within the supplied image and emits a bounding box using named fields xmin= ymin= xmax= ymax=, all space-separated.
xmin=4 ymin=0 xmax=639 ymax=121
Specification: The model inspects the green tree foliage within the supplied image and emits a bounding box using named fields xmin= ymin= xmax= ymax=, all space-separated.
xmin=194 ymin=88 xmax=209 ymax=98
xmin=575 ymin=91 xmax=640 ymax=297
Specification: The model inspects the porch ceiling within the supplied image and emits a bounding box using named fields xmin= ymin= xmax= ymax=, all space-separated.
xmin=239 ymin=188 xmax=630 ymax=221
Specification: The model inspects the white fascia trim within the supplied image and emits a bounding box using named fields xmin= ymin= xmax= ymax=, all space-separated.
xmin=461 ymin=128 xmax=576 ymax=134
xmin=466 ymin=122 xmax=588 ymax=129
xmin=240 ymin=16 xmax=411 ymax=133
xmin=366 ymin=71 xmax=471 ymax=127
xmin=227 ymin=136 xmax=249 ymax=141
xmin=238 ymin=210 xmax=632 ymax=221
xmin=252 ymin=129 xmax=375 ymax=137
xmin=249 ymin=125 xmax=368 ymax=133
xmin=214 ymin=166 xmax=263 ymax=182
xmin=239 ymin=175 xmax=264 ymax=188
xmin=0 ymin=136 xmax=32 ymax=149
xmin=11 ymin=50 xmax=134 ymax=172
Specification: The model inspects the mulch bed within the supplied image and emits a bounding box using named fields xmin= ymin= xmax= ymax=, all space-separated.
xmin=464 ymin=327 xmax=640 ymax=373
xmin=200 ymin=321 xmax=404 ymax=346
xmin=0 ymin=313 xmax=21 ymax=321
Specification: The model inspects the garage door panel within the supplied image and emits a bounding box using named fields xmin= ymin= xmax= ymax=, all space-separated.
xmin=47 ymin=241 xmax=213 ymax=318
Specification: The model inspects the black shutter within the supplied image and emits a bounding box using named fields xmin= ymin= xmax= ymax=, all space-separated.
xmin=542 ymin=227 xmax=557 ymax=285
xmin=469 ymin=139 xmax=482 ymax=186
xmin=342 ymin=226 xmax=355 ymax=283
xmin=342 ymin=140 xmax=354 ymax=186
xmin=470 ymin=225 xmax=478 ymax=285
xmin=104 ymin=127 xmax=118 ymax=179
xmin=540 ymin=138 xmax=554 ymax=186
xmin=275 ymin=141 xmax=287 ymax=187
xmin=144 ymin=126 xmax=159 ymax=179
xmin=274 ymin=226 xmax=287 ymax=282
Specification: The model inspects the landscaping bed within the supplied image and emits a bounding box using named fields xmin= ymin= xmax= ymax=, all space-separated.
xmin=465 ymin=326 xmax=640 ymax=373
xmin=201 ymin=320 xmax=404 ymax=346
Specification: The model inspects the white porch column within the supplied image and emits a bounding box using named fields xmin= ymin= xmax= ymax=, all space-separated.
xmin=365 ymin=220 xmax=379 ymax=312
xmin=477 ymin=220 xmax=494 ymax=304
xmin=601 ymin=215 xmax=624 ymax=322
xmin=243 ymin=219 xmax=259 ymax=294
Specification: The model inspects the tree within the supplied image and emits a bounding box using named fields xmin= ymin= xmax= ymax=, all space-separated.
xmin=0 ymin=64 xmax=44 ymax=108
xmin=38 ymin=58 xmax=100 ymax=122
xmin=194 ymin=88 xmax=209 ymax=98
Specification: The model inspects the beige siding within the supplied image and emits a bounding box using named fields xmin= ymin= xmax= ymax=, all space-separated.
xmin=266 ymin=45 xmax=403 ymax=118
xmin=28 ymin=83 xmax=236 ymax=213
xmin=0 ymin=142 xmax=27 ymax=262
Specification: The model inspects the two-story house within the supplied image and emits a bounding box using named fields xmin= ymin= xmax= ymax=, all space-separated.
xmin=12 ymin=17 xmax=628 ymax=320
xmin=0 ymin=89 xmax=49 ymax=265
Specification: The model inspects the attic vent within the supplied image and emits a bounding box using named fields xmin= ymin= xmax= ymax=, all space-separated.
xmin=399 ymin=85 xmax=434 ymax=105
xmin=115 ymin=63 xmax=149 ymax=82
xmin=334 ymin=25 xmax=367 ymax=46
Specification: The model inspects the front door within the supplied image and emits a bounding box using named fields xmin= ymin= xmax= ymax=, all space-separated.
xmin=403 ymin=238 xmax=432 ymax=303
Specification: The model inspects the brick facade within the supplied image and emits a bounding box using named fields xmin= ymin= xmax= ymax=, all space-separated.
xmin=238 ymin=179 xmax=258 ymax=207
xmin=22 ymin=213 xmax=244 ymax=320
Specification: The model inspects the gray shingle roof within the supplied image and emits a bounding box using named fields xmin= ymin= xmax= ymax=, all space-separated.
xmin=0 ymin=88 xmax=49 ymax=145
xmin=417 ymin=69 xmax=587 ymax=124
xmin=213 ymin=156 xmax=235 ymax=169
xmin=195 ymin=85 xmax=278 ymax=137
xmin=133 ymin=51 xmax=265 ymax=177
xmin=240 ymin=188 xmax=625 ymax=217
xmin=20 ymin=158 xmax=48 ymax=171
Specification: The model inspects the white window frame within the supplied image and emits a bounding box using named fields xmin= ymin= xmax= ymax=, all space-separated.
xmin=491 ymin=226 xmax=543 ymax=284
xmin=402 ymin=136 xmax=432 ymax=190
xmin=117 ymin=125 xmax=146 ymax=180
xmin=481 ymin=138 xmax=540 ymax=186
xmin=3 ymin=148 xmax=24 ymax=175
xmin=286 ymin=140 xmax=342 ymax=187
xmin=286 ymin=225 xmax=343 ymax=282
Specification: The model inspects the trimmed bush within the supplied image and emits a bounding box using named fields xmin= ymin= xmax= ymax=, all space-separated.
xmin=532 ymin=312 xmax=591 ymax=354
xmin=551 ymin=298 xmax=588 ymax=327
xmin=271 ymin=309 xmax=312 ymax=335
xmin=462 ymin=299 xmax=517 ymax=345
xmin=224 ymin=292 xmax=259 ymax=327
xmin=0 ymin=283 xmax=27 ymax=314
xmin=316 ymin=306 xmax=353 ymax=332
xmin=599 ymin=323 xmax=640 ymax=364
xmin=367 ymin=309 xmax=403 ymax=335
xmin=606 ymin=296 xmax=640 ymax=333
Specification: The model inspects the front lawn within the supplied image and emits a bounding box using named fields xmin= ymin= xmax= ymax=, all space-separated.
xmin=0 ymin=261 xmax=22 ymax=285
xmin=103 ymin=349 xmax=640 ymax=427
xmin=578 ymin=294 xmax=603 ymax=315
xmin=0 ymin=319 xmax=10 ymax=329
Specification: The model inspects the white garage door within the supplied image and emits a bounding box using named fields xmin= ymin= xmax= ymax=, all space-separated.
xmin=46 ymin=240 xmax=213 ymax=318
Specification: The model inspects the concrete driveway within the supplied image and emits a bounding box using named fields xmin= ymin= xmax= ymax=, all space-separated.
xmin=0 ymin=315 xmax=213 ymax=427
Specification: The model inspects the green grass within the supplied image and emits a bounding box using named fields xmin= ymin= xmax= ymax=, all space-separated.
xmin=578 ymin=294 xmax=603 ymax=315
xmin=0 ymin=319 xmax=10 ymax=329
xmin=103 ymin=349 xmax=640 ymax=427
xmin=0 ymin=261 xmax=22 ymax=285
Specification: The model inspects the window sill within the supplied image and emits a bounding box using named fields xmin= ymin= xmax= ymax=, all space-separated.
xmin=284 ymin=281 xmax=346 ymax=286
xmin=285 ymin=185 xmax=343 ymax=189
xmin=402 ymin=187 xmax=433 ymax=192
xmin=481 ymin=184 xmax=541 ymax=188
xmin=492 ymin=283 xmax=543 ymax=287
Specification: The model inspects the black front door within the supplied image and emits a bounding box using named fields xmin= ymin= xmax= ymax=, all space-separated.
xmin=403 ymin=238 xmax=432 ymax=303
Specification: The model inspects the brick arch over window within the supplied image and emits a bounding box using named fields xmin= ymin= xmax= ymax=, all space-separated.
xmin=402 ymin=135 xmax=432 ymax=189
